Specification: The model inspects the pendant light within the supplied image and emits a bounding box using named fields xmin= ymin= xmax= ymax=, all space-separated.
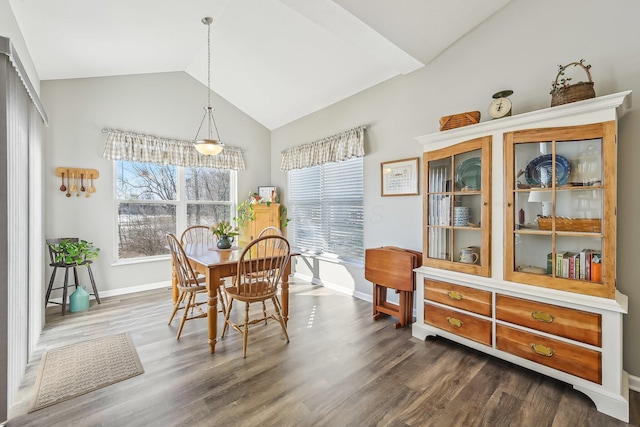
xmin=193 ymin=17 xmax=224 ymax=156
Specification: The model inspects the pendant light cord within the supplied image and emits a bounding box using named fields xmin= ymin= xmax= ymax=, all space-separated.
xmin=194 ymin=16 xmax=223 ymax=149
xmin=207 ymin=20 xmax=211 ymax=109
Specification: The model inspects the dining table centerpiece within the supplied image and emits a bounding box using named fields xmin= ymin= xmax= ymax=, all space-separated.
xmin=210 ymin=221 xmax=239 ymax=249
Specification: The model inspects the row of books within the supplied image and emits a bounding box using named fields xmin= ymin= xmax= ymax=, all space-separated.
xmin=546 ymin=249 xmax=602 ymax=281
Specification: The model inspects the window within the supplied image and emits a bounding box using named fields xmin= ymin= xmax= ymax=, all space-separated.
xmin=115 ymin=160 xmax=235 ymax=260
xmin=287 ymin=157 xmax=364 ymax=264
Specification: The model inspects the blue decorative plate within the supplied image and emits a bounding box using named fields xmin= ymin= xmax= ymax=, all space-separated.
xmin=524 ymin=154 xmax=571 ymax=186
xmin=455 ymin=157 xmax=482 ymax=190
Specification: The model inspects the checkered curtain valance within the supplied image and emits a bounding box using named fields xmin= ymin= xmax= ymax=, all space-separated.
xmin=280 ymin=125 xmax=365 ymax=172
xmin=102 ymin=129 xmax=245 ymax=170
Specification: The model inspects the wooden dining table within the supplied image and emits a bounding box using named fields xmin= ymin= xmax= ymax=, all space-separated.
xmin=172 ymin=242 xmax=297 ymax=354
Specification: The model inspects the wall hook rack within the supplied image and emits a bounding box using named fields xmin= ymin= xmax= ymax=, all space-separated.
xmin=55 ymin=167 xmax=99 ymax=197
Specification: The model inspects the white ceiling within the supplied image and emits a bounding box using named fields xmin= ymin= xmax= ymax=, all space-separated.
xmin=9 ymin=0 xmax=511 ymax=130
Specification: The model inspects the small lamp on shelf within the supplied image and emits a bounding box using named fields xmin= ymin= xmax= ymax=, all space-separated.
xmin=528 ymin=191 xmax=553 ymax=217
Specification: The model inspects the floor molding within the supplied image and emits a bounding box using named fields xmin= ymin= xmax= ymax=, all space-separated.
xmin=46 ymin=281 xmax=169 ymax=305
xmin=293 ymin=273 xmax=372 ymax=303
xmin=630 ymin=374 xmax=640 ymax=393
xmin=98 ymin=281 xmax=169 ymax=298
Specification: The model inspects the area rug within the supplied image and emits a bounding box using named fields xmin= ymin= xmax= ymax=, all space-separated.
xmin=29 ymin=333 xmax=144 ymax=412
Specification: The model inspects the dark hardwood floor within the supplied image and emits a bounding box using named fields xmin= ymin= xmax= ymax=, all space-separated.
xmin=7 ymin=280 xmax=640 ymax=426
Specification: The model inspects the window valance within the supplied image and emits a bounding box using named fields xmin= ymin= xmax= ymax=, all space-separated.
xmin=280 ymin=125 xmax=365 ymax=172
xmin=102 ymin=128 xmax=245 ymax=170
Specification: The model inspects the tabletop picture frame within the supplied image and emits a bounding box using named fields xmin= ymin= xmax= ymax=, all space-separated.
xmin=381 ymin=157 xmax=419 ymax=196
xmin=258 ymin=186 xmax=277 ymax=201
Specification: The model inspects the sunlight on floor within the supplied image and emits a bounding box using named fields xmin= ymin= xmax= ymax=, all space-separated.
xmin=307 ymin=305 xmax=316 ymax=328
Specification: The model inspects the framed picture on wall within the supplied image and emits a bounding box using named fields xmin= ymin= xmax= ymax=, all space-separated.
xmin=381 ymin=157 xmax=419 ymax=196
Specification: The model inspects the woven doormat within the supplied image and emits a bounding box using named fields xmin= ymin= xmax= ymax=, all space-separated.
xmin=30 ymin=333 xmax=144 ymax=412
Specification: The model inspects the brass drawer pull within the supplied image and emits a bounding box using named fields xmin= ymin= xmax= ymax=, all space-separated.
xmin=447 ymin=317 xmax=463 ymax=328
xmin=530 ymin=343 xmax=554 ymax=357
xmin=447 ymin=291 xmax=463 ymax=301
xmin=531 ymin=311 xmax=554 ymax=323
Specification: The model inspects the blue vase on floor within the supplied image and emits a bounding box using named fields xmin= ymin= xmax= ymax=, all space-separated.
xmin=69 ymin=286 xmax=90 ymax=312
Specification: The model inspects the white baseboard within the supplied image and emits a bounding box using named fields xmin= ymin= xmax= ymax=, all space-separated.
xmin=293 ymin=272 xmax=372 ymax=303
xmin=629 ymin=374 xmax=640 ymax=393
xmin=97 ymin=281 xmax=170 ymax=298
xmin=46 ymin=281 xmax=170 ymax=305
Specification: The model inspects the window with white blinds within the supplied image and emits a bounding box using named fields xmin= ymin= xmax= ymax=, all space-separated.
xmin=287 ymin=157 xmax=364 ymax=264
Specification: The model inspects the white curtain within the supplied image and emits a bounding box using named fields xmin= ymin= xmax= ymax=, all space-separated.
xmin=102 ymin=129 xmax=246 ymax=170
xmin=280 ymin=125 xmax=365 ymax=172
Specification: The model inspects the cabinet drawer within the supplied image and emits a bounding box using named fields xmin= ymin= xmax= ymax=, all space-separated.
xmin=424 ymin=303 xmax=491 ymax=346
xmin=425 ymin=279 xmax=491 ymax=317
xmin=496 ymin=295 xmax=601 ymax=347
xmin=496 ymin=324 xmax=601 ymax=384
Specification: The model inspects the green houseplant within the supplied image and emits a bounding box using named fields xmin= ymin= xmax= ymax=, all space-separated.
xmin=51 ymin=239 xmax=100 ymax=265
xmin=233 ymin=192 xmax=257 ymax=229
xmin=209 ymin=221 xmax=239 ymax=239
xmin=210 ymin=221 xmax=239 ymax=249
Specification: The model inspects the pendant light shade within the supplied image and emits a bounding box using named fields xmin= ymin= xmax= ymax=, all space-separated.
xmin=193 ymin=17 xmax=224 ymax=156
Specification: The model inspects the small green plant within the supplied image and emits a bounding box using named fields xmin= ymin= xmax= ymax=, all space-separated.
xmin=210 ymin=221 xmax=239 ymax=238
xmin=280 ymin=206 xmax=290 ymax=228
xmin=234 ymin=192 xmax=256 ymax=228
xmin=51 ymin=239 xmax=100 ymax=265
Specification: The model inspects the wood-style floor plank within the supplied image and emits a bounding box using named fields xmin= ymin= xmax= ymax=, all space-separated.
xmin=7 ymin=281 xmax=639 ymax=426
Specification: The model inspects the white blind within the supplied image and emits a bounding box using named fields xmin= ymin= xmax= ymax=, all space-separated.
xmin=288 ymin=157 xmax=364 ymax=263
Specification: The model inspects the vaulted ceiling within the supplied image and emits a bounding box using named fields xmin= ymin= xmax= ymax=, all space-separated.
xmin=9 ymin=0 xmax=511 ymax=129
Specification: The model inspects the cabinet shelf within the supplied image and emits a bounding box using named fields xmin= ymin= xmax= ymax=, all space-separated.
xmin=423 ymin=136 xmax=491 ymax=277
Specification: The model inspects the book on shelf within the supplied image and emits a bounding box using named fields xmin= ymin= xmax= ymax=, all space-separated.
xmin=580 ymin=248 xmax=599 ymax=281
xmin=546 ymin=253 xmax=553 ymax=275
xmin=591 ymin=251 xmax=602 ymax=282
xmin=569 ymin=252 xmax=579 ymax=279
xmin=556 ymin=251 xmax=568 ymax=277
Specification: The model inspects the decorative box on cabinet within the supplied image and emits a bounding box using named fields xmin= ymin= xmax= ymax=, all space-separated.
xmin=413 ymin=92 xmax=631 ymax=422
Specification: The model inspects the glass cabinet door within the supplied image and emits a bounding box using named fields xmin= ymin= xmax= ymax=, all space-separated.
xmin=423 ymin=136 xmax=491 ymax=277
xmin=504 ymin=122 xmax=615 ymax=298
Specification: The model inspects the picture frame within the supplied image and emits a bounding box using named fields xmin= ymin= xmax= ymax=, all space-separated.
xmin=381 ymin=157 xmax=419 ymax=196
xmin=258 ymin=186 xmax=277 ymax=201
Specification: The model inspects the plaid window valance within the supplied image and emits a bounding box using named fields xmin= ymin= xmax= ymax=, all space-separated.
xmin=102 ymin=128 xmax=245 ymax=170
xmin=280 ymin=125 xmax=365 ymax=172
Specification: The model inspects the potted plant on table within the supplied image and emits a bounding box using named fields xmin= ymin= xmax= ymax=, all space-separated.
xmin=209 ymin=221 xmax=239 ymax=250
xmin=48 ymin=239 xmax=100 ymax=312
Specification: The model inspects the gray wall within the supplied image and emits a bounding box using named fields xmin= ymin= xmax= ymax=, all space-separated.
xmin=0 ymin=0 xmax=39 ymax=93
xmin=271 ymin=0 xmax=640 ymax=376
xmin=41 ymin=71 xmax=271 ymax=295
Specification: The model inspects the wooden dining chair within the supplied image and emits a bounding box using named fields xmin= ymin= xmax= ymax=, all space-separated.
xmin=222 ymin=234 xmax=291 ymax=358
xmin=167 ymin=233 xmax=225 ymax=340
xmin=179 ymin=225 xmax=229 ymax=312
xmin=249 ymin=226 xmax=284 ymax=318
xmin=180 ymin=225 xmax=218 ymax=247
xmin=257 ymin=226 xmax=282 ymax=238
